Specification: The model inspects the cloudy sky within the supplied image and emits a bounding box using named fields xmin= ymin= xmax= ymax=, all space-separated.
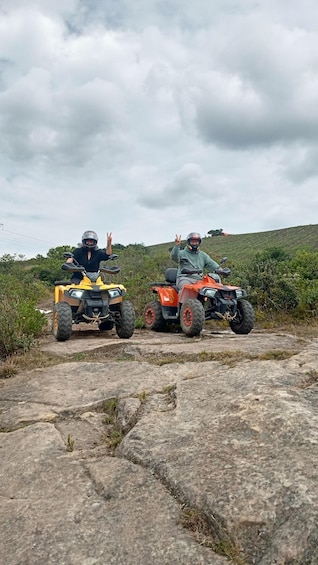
xmin=1 ymin=0 xmax=318 ymax=258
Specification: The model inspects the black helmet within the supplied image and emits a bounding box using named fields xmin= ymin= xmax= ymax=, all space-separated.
xmin=81 ymin=230 xmax=98 ymax=249
xmin=186 ymin=232 xmax=202 ymax=251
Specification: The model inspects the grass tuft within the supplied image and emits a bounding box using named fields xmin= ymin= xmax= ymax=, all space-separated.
xmin=299 ymin=369 xmax=318 ymax=389
xmin=0 ymin=358 xmax=18 ymax=378
xmin=66 ymin=433 xmax=75 ymax=452
xmin=138 ymin=390 xmax=148 ymax=403
xmin=258 ymin=349 xmax=297 ymax=361
xmin=101 ymin=398 xmax=123 ymax=450
xmin=180 ymin=506 xmax=247 ymax=564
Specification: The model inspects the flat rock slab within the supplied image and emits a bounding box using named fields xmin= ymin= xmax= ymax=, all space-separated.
xmin=40 ymin=327 xmax=302 ymax=356
xmin=1 ymin=330 xmax=318 ymax=564
xmin=119 ymin=355 xmax=318 ymax=564
xmin=0 ymin=423 xmax=224 ymax=565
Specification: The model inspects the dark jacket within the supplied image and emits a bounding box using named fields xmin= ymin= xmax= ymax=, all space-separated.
xmin=71 ymin=247 xmax=110 ymax=276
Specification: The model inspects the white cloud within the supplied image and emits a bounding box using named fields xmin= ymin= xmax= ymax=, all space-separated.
xmin=1 ymin=0 xmax=318 ymax=258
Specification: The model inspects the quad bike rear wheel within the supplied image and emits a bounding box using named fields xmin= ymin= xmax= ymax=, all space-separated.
xmin=115 ymin=300 xmax=135 ymax=339
xmin=53 ymin=302 xmax=73 ymax=341
xmin=143 ymin=301 xmax=166 ymax=331
xmin=229 ymin=299 xmax=255 ymax=334
xmin=180 ymin=299 xmax=205 ymax=337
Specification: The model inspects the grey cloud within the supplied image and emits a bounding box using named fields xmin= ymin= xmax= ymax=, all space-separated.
xmin=2 ymin=0 xmax=318 ymax=258
xmin=0 ymin=0 xmax=76 ymax=17
xmin=137 ymin=164 xmax=209 ymax=209
xmin=76 ymin=0 xmax=250 ymax=32
xmin=192 ymin=60 xmax=318 ymax=149
xmin=283 ymin=147 xmax=318 ymax=183
xmin=194 ymin=98 xmax=318 ymax=149
xmin=0 ymin=66 xmax=126 ymax=166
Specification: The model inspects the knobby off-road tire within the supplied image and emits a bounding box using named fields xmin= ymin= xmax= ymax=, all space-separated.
xmin=115 ymin=300 xmax=135 ymax=339
xmin=53 ymin=302 xmax=73 ymax=341
xmin=229 ymin=299 xmax=255 ymax=335
xmin=143 ymin=301 xmax=166 ymax=331
xmin=180 ymin=299 xmax=205 ymax=337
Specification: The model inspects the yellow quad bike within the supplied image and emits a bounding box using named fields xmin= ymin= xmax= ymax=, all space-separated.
xmin=53 ymin=253 xmax=135 ymax=341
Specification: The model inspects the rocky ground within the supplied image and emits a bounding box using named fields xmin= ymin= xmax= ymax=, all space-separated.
xmin=1 ymin=318 xmax=318 ymax=564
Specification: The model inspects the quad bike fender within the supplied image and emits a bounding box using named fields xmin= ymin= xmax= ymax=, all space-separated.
xmin=178 ymin=286 xmax=201 ymax=304
xmin=154 ymin=286 xmax=178 ymax=307
xmin=55 ymin=285 xmax=71 ymax=304
xmin=78 ymin=279 xmax=126 ymax=292
xmin=202 ymin=274 xmax=243 ymax=292
xmin=108 ymin=296 xmax=123 ymax=305
xmin=54 ymin=286 xmax=81 ymax=307
xmin=192 ymin=275 xmax=244 ymax=294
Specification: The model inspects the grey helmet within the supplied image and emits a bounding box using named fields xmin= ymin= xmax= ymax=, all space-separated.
xmin=81 ymin=230 xmax=98 ymax=249
xmin=186 ymin=232 xmax=202 ymax=252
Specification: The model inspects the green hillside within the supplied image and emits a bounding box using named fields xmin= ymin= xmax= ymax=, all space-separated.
xmin=148 ymin=224 xmax=318 ymax=265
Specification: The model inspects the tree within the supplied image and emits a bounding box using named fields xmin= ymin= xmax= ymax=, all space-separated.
xmin=46 ymin=245 xmax=74 ymax=260
xmin=208 ymin=228 xmax=224 ymax=236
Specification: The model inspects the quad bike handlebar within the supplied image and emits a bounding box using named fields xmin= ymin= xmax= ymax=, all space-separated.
xmin=179 ymin=256 xmax=230 ymax=277
xmin=181 ymin=267 xmax=231 ymax=277
xmin=62 ymin=263 xmax=84 ymax=272
xmin=61 ymin=263 xmax=120 ymax=275
xmin=215 ymin=267 xmax=231 ymax=277
xmin=61 ymin=252 xmax=120 ymax=276
xmin=99 ymin=266 xmax=120 ymax=274
xmin=63 ymin=252 xmax=119 ymax=262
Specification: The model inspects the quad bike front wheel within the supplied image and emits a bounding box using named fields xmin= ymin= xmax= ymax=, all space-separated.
xmin=53 ymin=302 xmax=73 ymax=341
xmin=143 ymin=301 xmax=166 ymax=331
xmin=115 ymin=300 xmax=135 ymax=339
xmin=180 ymin=299 xmax=205 ymax=337
xmin=229 ymin=299 xmax=255 ymax=335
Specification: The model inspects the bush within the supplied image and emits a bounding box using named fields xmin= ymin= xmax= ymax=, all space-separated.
xmin=5 ymin=243 xmax=318 ymax=342
xmin=0 ymin=274 xmax=48 ymax=359
xmin=29 ymin=245 xmax=74 ymax=285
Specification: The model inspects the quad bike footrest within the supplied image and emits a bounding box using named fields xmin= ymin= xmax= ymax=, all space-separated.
xmin=147 ymin=282 xmax=172 ymax=287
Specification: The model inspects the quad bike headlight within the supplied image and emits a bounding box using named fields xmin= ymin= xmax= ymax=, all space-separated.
xmin=235 ymin=289 xmax=246 ymax=299
xmin=201 ymin=288 xmax=217 ymax=298
xmin=69 ymin=289 xmax=84 ymax=299
xmin=108 ymin=288 xmax=122 ymax=298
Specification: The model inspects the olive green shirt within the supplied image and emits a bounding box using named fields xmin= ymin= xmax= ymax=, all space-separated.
xmin=170 ymin=245 xmax=219 ymax=283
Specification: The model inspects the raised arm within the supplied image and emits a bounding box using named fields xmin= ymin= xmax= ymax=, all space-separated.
xmin=170 ymin=234 xmax=182 ymax=263
xmin=106 ymin=232 xmax=112 ymax=255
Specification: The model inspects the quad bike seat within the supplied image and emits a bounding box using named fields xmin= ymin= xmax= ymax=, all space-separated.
xmin=165 ymin=268 xmax=177 ymax=284
xmin=147 ymin=268 xmax=178 ymax=290
xmin=165 ymin=268 xmax=178 ymax=291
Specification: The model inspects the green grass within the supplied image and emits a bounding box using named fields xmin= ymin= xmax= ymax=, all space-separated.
xmin=148 ymin=224 xmax=318 ymax=265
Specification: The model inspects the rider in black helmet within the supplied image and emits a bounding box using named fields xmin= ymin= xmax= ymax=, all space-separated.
xmin=67 ymin=230 xmax=113 ymax=283
xmin=170 ymin=231 xmax=220 ymax=291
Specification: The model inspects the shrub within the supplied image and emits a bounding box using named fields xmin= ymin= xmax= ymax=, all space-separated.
xmin=0 ymin=274 xmax=47 ymax=359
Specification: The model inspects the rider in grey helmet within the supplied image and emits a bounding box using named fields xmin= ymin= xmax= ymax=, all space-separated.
xmin=170 ymin=232 xmax=220 ymax=291
xmin=186 ymin=232 xmax=202 ymax=251
xmin=81 ymin=230 xmax=99 ymax=249
xmin=67 ymin=230 xmax=113 ymax=283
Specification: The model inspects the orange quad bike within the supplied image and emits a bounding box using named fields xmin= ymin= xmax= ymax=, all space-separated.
xmin=143 ymin=258 xmax=255 ymax=337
